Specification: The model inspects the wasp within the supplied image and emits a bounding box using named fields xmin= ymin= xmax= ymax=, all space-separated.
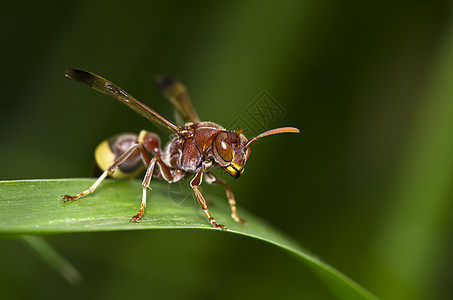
xmin=61 ymin=69 xmax=299 ymax=230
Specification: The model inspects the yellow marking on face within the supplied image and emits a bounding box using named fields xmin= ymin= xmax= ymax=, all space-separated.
xmin=225 ymin=163 xmax=245 ymax=178
xmin=239 ymin=167 xmax=245 ymax=175
xmin=225 ymin=166 xmax=237 ymax=176
xmin=231 ymin=162 xmax=243 ymax=172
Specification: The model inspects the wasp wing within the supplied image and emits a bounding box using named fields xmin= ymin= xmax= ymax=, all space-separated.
xmin=65 ymin=69 xmax=182 ymax=135
xmin=155 ymin=76 xmax=201 ymax=124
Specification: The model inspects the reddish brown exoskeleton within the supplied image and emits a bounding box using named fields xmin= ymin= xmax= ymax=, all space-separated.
xmin=61 ymin=69 xmax=299 ymax=230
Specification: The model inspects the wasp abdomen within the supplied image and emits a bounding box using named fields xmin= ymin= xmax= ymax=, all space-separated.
xmin=95 ymin=133 xmax=143 ymax=179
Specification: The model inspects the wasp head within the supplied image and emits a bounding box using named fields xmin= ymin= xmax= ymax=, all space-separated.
xmin=212 ymin=127 xmax=299 ymax=179
xmin=212 ymin=130 xmax=250 ymax=179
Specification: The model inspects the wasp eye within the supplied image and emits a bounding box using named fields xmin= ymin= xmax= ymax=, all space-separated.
xmin=215 ymin=132 xmax=233 ymax=162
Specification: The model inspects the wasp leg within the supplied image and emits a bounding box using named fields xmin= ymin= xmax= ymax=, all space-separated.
xmin=130 ymin=155 xmax=156 ymax=222
xmin=61 ymin=143 xmax=142 ymax=202
xmin=130 ymin=155 xmax=185 ymax=222
xmin=205 ymin=173 xmax=247 ymax=225
xmin=190 ymin=170 xmax=226 ymax=230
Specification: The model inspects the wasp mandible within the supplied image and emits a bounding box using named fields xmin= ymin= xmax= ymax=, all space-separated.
xmin=61 ymin=69 xmax=299 ymax=230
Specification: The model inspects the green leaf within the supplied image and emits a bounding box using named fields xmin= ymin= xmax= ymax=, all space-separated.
xmin=0 ymin=179 xmax=376 ymax=299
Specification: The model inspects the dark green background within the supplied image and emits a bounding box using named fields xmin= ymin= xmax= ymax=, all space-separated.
xmin=1 ymin=1 xmax=453 ymax=299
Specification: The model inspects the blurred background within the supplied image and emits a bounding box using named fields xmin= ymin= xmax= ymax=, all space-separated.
xmin=1 ymin=0 xmax=453 ymax=299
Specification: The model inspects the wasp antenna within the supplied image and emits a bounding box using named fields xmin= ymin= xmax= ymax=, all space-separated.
xmin=245 ymin=127 xmax=300 ymax=148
